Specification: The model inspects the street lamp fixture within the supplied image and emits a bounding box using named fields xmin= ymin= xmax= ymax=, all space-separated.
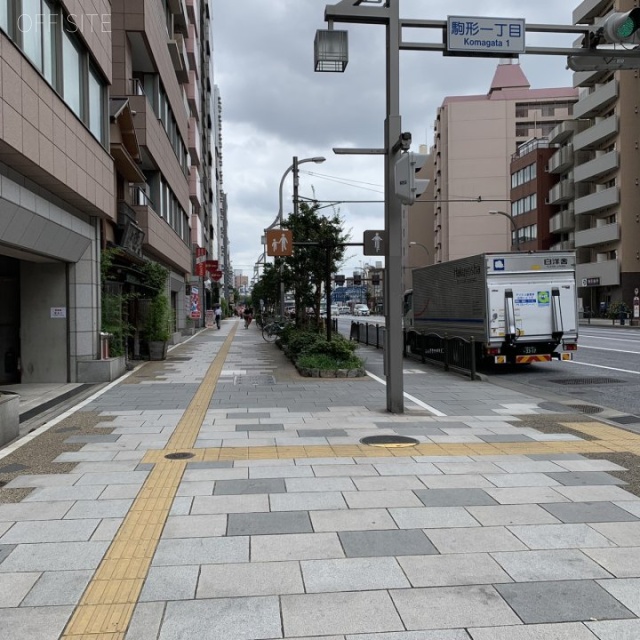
xmin=489 ymin=210 xmax=520 ymax=251
xmin=314 ymin=28 xmax=349 ymax=72
xmin=409 ymin=241 xmax=430 ymax=258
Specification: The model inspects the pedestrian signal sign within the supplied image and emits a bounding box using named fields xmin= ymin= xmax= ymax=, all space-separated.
xmin=266 ymin=229 xmax=293 ymax=257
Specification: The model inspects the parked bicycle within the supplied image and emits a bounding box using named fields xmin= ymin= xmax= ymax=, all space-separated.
xmin=261 ymin=318 xmax=292 ymax=342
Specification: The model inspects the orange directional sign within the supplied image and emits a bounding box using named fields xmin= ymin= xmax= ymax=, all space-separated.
xmin=266 ymin=229 xmax=293 ymax=257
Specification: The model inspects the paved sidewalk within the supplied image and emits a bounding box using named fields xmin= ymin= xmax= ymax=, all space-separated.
xmin=1 ymin=319 xmax=640 ymax=639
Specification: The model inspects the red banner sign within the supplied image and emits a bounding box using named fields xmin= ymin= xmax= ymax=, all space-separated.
xmin=212 ymin=270 xmax=223 ymax=281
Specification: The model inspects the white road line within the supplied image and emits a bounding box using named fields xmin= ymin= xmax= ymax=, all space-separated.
xmin=365 ymin=370 xmax=448 ymax=416
xmin=567 ymin=360 xmax=640 ymax=376
xmin=578 ymin=345 xmax=640 ymax=355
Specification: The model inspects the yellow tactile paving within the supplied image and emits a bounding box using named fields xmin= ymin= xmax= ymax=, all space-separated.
xmin=61 ymin=326 xmax=237 ymax=639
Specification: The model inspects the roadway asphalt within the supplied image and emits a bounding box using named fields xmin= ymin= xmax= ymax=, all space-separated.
xmin=0 ymin=320 xmax=639 ymax=639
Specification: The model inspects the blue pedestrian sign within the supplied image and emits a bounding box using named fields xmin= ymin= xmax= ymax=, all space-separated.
xmin=447 ymin=16 xmax=525 ymax=56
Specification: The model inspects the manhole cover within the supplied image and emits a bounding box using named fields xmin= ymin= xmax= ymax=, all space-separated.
xmin=551 ymin=377 xmax=622 ymax=386
xmin=566 ymin=404 xmax=604 ymax=414
xmin=360 ymin=435 xmax=419 ymax=448
xmin=164 ymin=452 xmax=195 ymax=460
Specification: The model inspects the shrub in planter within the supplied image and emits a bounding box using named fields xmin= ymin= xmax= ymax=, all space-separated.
xmin=145 ymin=294 xmax=171 ymax=360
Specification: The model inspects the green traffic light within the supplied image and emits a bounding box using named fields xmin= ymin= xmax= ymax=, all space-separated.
xmin=617 ymin=17 xmax=636 ymax=38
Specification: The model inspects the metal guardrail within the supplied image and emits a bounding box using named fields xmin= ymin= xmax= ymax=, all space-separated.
xmin=350 ymin=322 xmax=477 ymax=380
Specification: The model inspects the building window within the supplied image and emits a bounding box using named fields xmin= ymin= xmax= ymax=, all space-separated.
xmin=88 ymin=66 xmax=103 ymax=141
xmin=62 ymin=26 xmax=82 ymax=117
xmin=0 ymin=1 xmax=8 ymax=32
xmin=21 ymin=0 xmax=42 ymax=67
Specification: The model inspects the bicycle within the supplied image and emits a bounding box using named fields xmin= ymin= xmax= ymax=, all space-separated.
xmin=262 ymin=318 xmax=291 ymax=342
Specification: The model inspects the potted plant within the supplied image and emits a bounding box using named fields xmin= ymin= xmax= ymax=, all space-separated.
xmin=145 ymin=293 xmax=171 ymax=360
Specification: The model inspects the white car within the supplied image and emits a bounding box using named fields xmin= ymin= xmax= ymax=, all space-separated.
xmin=354 ymin=304 xmax=370 ymax=316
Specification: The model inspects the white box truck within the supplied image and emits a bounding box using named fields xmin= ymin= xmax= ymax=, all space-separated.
xmin=403 ymin=252 xmax=578 ymax=364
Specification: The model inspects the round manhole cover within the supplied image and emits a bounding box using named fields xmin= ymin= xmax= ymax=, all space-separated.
xmin=164 ymin=452 xmax=195 ymax=460
xmin=552 ymin=377 xmax=621 ymax=386
xmin=360 ymin=435 xmax=419 ymax=448
xmin=566 ymin=404 xmax=604 ymax=414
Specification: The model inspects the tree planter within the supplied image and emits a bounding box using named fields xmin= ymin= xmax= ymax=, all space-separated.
xmin=296 ymin=364 xmax=365 ymax=378
xmin=148 ymin=341 xmax=168 ymax=361
xmin=0 ymin=392 xmax=19 ymax=446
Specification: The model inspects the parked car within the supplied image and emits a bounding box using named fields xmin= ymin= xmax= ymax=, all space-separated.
xmin=338 ymin=305 xmax=350 ymax=315
xmin=354 ymin=304 xmax=370 ymax=316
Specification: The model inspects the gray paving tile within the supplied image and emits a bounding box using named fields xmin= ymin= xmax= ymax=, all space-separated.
xmin=235 ymin=424 xmax=285 ymax=431
xmin=64 ymin=434 xmax=121 ymax=443
xmin=397 ymin=553 xmax=512 ymax=587
xmin=125 ymin=602 xmax=165 ymax=640
xmin=374 ymin=463 xmax=442 ymax=476
xmin=484 ymin=487 xmax=568 ymax=504
xmin=213 ymin=478 xmax=286 ymax=495
xmin=0 ymin=571 xmax=40 ymax=606
xmin=546 ymin=471 xmax=628 ymax=486
xmin=467 ymin=505 xmax=562 ymax=526
xmin=508 ymin=523 xmax=619 ymax=550
xmin=74 ymin=471 xmax=149 ymax=485
xmin=433 ymin=462 xmax=507 ymax=475
xmin=586 ymin=619 xmax=640 ymax=640
xmin=479 ymin=434 xmax=535 ymax=442
xmin=0 ymin=541 xmax=109 ymax=572
xmin=298 ymin=429 xmax=348 ymax=437
xmin=158 ymin=596 xmax=282 ymax=640
xmin=390 ymin=507 xmax=480 ymax=529
xmin=250 ymin=466 xmax=315 ymax=478
xmin=152 ymin=537 xmax=248 ymax=566
xmin=583 ymin=548 xmax=640 ymax=577
xmin=349 ymin=632 xmax=470 ymax=640
xmin=251 ymin=532 xmax=344 ymax=562
xmin=227 ymin=511 xmax=312 ymax=536
xmin=553 ymin=460 xmax=627 ymax=472
xmin=162 ymin=514 xmax=227 ymax=538
xmin=0 ymin=606 xmax=74 ymax=640
xmin=0 ymin=519 xmax=100 ymax=544
xmin=338 ymin=529 xmax=438 ymax=558
xmin=63 ymin=499 xmax=134 ymax=520
xmin=494 ymin=580 xmax=635 ymax=624
xmin=282 ymin=591 xmax=403 ymax=637
xmin=343 ymin=490 xmax=423 ymax=509
xmin=197 ymin=561 xmax=303 ymax=597
xmin=541 ymin=501 xmax=639 ymax=524
xmin=554 ymin=485 xmax=639 ymax=502
xmin=0 ymin=543 xmax=16 ymax=565
xmin=414 ymin=488 xmax=498 ymax=507
xmin=420 ymin=474 xmax=495 ymax=489
xmin=140 ymin=565 xmax=199 ymax=601
xmin=493 ymin=460 xmax=567 ymax=473
xmin=426 ymin=526 xmax=527 ymax=554
xmin=492 ymin=549 xmax=614 ymax=582
xmin=21 ymin=485 xmax=104 ymax=502
xmin=590 ymin=521 xmax=640 ymax=546
xmin=597 ymin=578 xmax=640 ymax=616
xmin=301 ymin=557 xmax=410 ymax=592
xmin=468 ymin=622 xmax=601 ymax=639
xmin=270 ymin=491 xmax=348 ymax=511
xmin=191 ymin=494 xmax=269 ymax=514
xmin=175 ymin=481 xmax=214 ymax=497
xmin=21 ymin=570 xmax=93 ymax=606
xmin=390 ymin=585 xmax=521 ymax=630
xmin=352 ymin=476 xmax=427 ymax=491
xmin=286 ymin=477 xmax=357 ymax=492
xmin=483 ymin=473 xmax=562 ymax=488
xmin=313 ymin=464 xmax=378 ymax=478
xmin=0 ymin=502 xmax=74 ymax=521
xmin=310 ymin=509 xmax=397 ymax=532
xmin=186 ymin=461 xmax=234 ymax=469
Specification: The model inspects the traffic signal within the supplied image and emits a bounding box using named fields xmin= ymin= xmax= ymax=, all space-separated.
xmin=588 ymin=9 xmax=640 ymax=46
xmin=371 ymin=273 xmax=380 ymax=286
xmin=353 ymin=273 xmax=362 ymax=286
xmin=334 ymin=274 xmax=345 ymax=286
xmin=394 ymin=152 xmax=430 ymax=205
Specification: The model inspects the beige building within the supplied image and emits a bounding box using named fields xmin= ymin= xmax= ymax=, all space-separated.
xmin=567 ymin=0 xmax=640 ymax=314
xmin=430 ymin=62 xmax=577 ymax=264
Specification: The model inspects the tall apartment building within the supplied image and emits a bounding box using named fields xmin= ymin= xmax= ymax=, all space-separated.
xmin=431 ymin=62 xmax=577 ymax=263
xmin=0 ymin=0 xmax=219 ymax=384
xmin=566 ymin=0 xmax=640 ymax=313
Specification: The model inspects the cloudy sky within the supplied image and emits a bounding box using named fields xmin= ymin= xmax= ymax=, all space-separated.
xmin=211 ymin=0 xmax=577 ymax=280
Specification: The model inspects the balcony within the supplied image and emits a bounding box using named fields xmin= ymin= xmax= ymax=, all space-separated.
xmin=189 ymin=166 xmax=203 ymax=209
xmin=573 ymin=115 xmax=618 ymax=151
xmin=186 ymin=23 xmax=200 ymax=77
xmin=574 ymin=222 xmax=619 ymax=248
xmin=188 ymin=117 xmax=201 ymax=167
xmin=186 ymin=0 xmax=200 ymax=32
xmin=549 ymin=208 xmax=575 ymax=234
xmin=547 ymin=120 xmax=581 ymax=145
xmin=168 ymin=33 xmax=189 ymax=84
xmin=168 ymin=0 xmax=188 ymax=32
xmin=573 ymin=0 xmax=609 ymax=25
xmin=575 ymin=186 xmax=619 ymax=216
xmin=549 ymin=240 xmax=575 ymax=251
xmin=575 ymin=258 xmax=620 ymax=288
xmin=548 ymin=179 xmax=574 ymax=205
xmin=573 ymin=67 xmax=612 ymax=89
xmin=187 ymin=70 xmax=201 ymax=120
xmin=547 ymin=145 xmax=574 ymax=174
xmin=573 ymin=150 xmax=618 ymax=184
xmin=573 ymin=80 xmax=618 ymax=119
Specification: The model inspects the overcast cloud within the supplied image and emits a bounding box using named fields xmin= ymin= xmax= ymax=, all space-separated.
xmin=212 ymin=0 xmax=577 ymax=279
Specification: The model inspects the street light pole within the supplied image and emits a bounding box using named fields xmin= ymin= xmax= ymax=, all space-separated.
xmin=489 ymin=210 xmax=520 ymax=251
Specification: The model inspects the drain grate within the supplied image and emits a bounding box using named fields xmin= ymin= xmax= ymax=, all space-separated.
xmin=566 ymin=404 xmax=604 ymax=414
xmin=551 ymin=377 xmax=622 ymax=386
xmin=164 ymin=452 xmax=195 ymax=460
xmin=360 ymin=435 xmax=419 ymax=448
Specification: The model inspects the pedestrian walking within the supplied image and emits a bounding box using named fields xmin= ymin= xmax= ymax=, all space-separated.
xmin=243 ymin=306 xmax=253 ymax=329
xmin=214 ymin=305 xmax=222 ymax=329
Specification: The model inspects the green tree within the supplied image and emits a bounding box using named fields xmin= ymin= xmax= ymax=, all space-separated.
xmin=251 ymin=263 xmax=281 ymax=314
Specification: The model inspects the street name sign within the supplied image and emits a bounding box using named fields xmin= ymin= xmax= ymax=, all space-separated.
xmin=447 ymin=16 xmax=525 ymax=55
